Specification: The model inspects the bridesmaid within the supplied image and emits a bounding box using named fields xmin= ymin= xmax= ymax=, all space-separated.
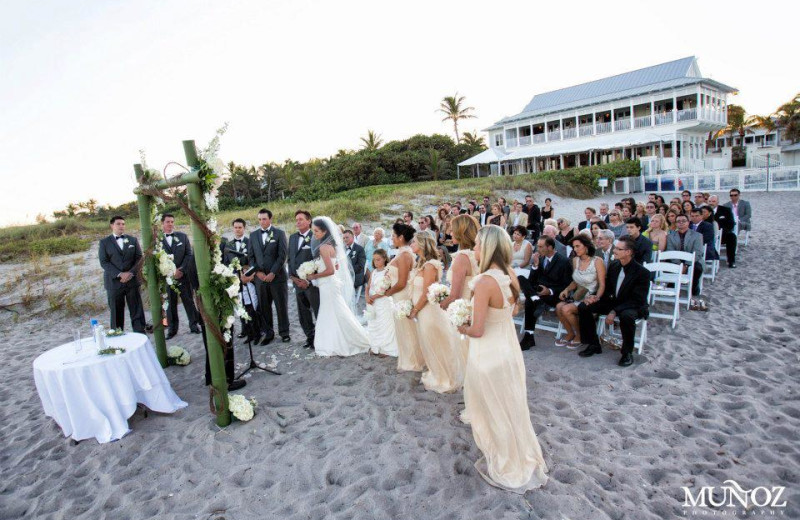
xmin=383 ymin=223 xmax=425 ymax=372
xmin=458 ymin=225 xmax=548 ymax=492
xmin=409 ymin=231 xmax=464 ymax=393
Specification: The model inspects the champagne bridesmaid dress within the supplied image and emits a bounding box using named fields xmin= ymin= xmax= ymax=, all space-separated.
xmin=465 ymin=269 xmax=548 ymax=493
xmin=412 ymin=259 xmax=464 ymax=393
xmin=390 ymin=247 xmax=425 ymax=372
xmin=446 ymin=249 xmax=479 ymax=366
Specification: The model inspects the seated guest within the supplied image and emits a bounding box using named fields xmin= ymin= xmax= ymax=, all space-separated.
xmin=624 ymin=217 xmax=653 ymax=264
xmin=578 ymin=207 xmax=596 ymax=231
xmin=555 ymin=235 xmax=607 ymax=349
xmin=681 ymin=190 xmax=692 ymax=203
xmin=669 ymin=202 xmax=683 ymax=215
xmin=682 ymin=200 xmax=695 ymax=215
xmin=657 ymin=204 xmax=669 ymax=216
xmin=643 ymin=213 xmax=668 ymax=253
xmin=709 ymin=195 xmax=737 ymax=268
xmin=620 ymin=205 xmax=632 ymax=222
xmin=366 ymin=227 xmax=390 ymax=262
xmin=487 ymin=203 xmax=506 ymax=228
xmin=517 ymin=236 xmax=573 ymax=350
xmin=666 ymin=214 xmax=704 ymax=296
xmin=655 ymin=195 xmax=666 ymax=206
xmin=607 ymin=210 xmax=626 ymax=238
xmin=577 ymin=236 xmax=650 ymax=367
xmin=507 ymin=202 xmax=528 ymax=231
xmin=541 ymin=224 xmax=567 ymax=257
xmin=555 ymin=217 xmax=576 ymax=245
xmin=666 ymin=209 xmax=679 ymax=231
xmin=594 ymin=229 xmax=615 ymax=268
xmin=475 ymin=204 xmax=489 ymax=226
xmin=511 ymin=226 xmax=533 ymax=268
xmin=693 ymin=193 xmax=707 ymax=208
xmin=590 ymin=220 xmax=608 ymax=242
xmin=634 ymin=203 xmax=649 ymax=229
xmin=644 ymin=201 xmax=658 ymax=227
xmin=690 ymin=208 xmax=717 ymax=262
xmin=598 ymin=202 xmax=610 ymax=223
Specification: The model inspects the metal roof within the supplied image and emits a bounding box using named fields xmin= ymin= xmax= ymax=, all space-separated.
xmin=457 ymin=147 xmax=508 ymax=166
xmin=487 ymin=57 xmax=737 ymax=130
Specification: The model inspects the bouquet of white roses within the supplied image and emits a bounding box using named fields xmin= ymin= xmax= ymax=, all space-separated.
xmin=394 ymin=300 xmax=413 ymax=319
xmin=297 ymin=260 xmax=318 ymax=281
xmin=447 ymin=298 xmax=472 ymax=339
xmin=167 ymin=345 xmax=191 ymax=366
xmin=228 ymin=394 xmax=258 ymax=422
xmin=427 ymin=283 xmax=450 ymax=304
xmin=378 ymin=274 xmax=392 ymax=294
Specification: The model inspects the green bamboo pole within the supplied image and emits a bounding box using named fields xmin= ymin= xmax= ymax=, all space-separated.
xmin=182 ymin=140 xmax=231 ymax=427
xmin=133 ymin=169 xmax=202 ymax=194
xmin=134 ymin=163 xmax=168 ymax=367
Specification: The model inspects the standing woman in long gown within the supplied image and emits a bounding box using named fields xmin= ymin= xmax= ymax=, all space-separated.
xmin=458 ymin=225 xmax=548 ymax=493
xmin=382 ymin=223 xmax=425 ymax=372
xmin=409 ymin=231 xmax=464 ymax=393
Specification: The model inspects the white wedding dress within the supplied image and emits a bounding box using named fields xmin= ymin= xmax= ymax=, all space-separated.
xmin=312 ymin=225 xmax=371 ymax=357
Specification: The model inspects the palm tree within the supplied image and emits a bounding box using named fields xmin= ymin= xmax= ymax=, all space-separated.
xmin=425 ymin=149 xmax=449 ymax=181
xmin=437 ymin=93 xmax=476 ymax=143
xmin=746 ymin=114 xmax=777 ymax=146
xmin=714 ymin=104 xmax=751 ymax=166
xmin=776 ymin=92 xmax=800 ymax=143
xmin=461 ymin=131 xmax=486 ymax=148
xmin=360 ymin=130 xmax=383 ymax=151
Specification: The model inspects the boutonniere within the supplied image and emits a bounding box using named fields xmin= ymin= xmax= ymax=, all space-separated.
xmin=350 ymin=250 xmax=356 ymax=257
xmin=304 ymin=235 xmax=311 ymax=244
xmin=123 ymin=238 xmax=129 ymax=245
xmin=268 ymin=231 xmax=274 ymax=242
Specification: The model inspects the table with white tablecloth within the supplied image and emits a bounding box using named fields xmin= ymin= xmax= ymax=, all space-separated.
xmin=33 ymin=332 xmax=187 ymax=443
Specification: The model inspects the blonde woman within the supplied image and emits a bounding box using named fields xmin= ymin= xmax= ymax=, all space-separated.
xmin=643 ymin=213 xmax=668 ymax=253
xmin=409 ymin=231 xmax=464 ymax=393
xmin=556 ymin=217 xmax=576 ymax=245
xmin=382 ymin=223 xmax=425 ymax=372
xmin=458 ymin=225 xmax=548 ymax=492
xmin=488 ymin=203 xmax=506 ymax=228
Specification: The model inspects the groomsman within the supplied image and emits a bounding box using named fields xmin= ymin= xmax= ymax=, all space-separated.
xmin=224 ymin=218 xmax=258 ymax=339
xmin=161 ymin=214 xmax=201 ymax=339
xmin=98 ymin=216 xmax=146 ymax=333
xmin=343 ymin=229 xmax=367 ymax=288
xmin=288 ymin=210 xmax=319 ymax=349
xmin=247 ymin=208 xmax=290 ymax=345
xmin=352 ymin=222 xmax=369 ymax=249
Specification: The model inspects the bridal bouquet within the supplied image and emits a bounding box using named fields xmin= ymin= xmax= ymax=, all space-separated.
xmin=394 ymin=300 xmax=413 ymax=319
xmin=378 ymin=274 xmax=393 ymax=294
xmin=427 ymin=283 xmax=450 ymax=304
xmin=166 ymin=345 xmax=191 ymax=366
xmin=228 ymin=394 xmax=258 ymax=422
xmin=297 ymin=260 xmax=318 ymax=281
xmin=447 ymin=298 xmax=472 ymax=339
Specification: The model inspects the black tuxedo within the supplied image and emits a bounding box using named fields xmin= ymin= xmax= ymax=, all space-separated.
xmin=346 ymin=242 xmax=367 ymax=288
xmin=162 ymin=232 xmax=200 ymax=334
xmin=247 ymin=226 xmax=290 ymax=338
xmin=578 ymin=260 xmax=650 ymax=356
xmin=518 ymin=252 xmax=573 ymax=332
xmin=223 ymin=236 xmax=250 ymax=266
xmin=288 ymin=230 xmax=319 ymax=343
xmin=525 ymin=203 xmax=541 ymax=240
xmin=98 ymin=234 xmax=146 ymax=332
xmin=713 ymin=205 xmax=737 ymax=265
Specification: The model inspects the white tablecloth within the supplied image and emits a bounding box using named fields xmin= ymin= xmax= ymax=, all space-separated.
xmin=33 ymin=333 xmax=187 ymax=443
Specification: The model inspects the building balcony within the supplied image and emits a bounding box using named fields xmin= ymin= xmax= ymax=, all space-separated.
xmin=654 ymin=112 xmax=674 ymax=125
xmin=579 ymin=124 xmax=593 ymax=137
xmin=533 ymin=133 xmax=545 ymax=144
xmin=547 ymin=130 xmax=561 ymax=141
xmin=614 ymin=118 xmax=631 ymax=131
xmin=506 ymin=137 xmax=518 ymax=148
xmin=677 ymin=107 xmax=697 ymax=122
xmin=634 ymin=115 xmax=652 ymax=128
xmin=562 ymin=127 xmax=577 ymax=139
xmin=519 ymin=135 xmax=532 ymax=146
xmin=595 ymin=122 xmax=612 ymax=134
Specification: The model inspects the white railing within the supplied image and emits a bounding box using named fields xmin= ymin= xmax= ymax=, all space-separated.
xmin=614 ymin=118 xmax=631 ymax=131
xmin=634 ymin=115 xmax=652 ymax=128
xmin=533 ymin=133 xmax=546 ymax=144
xmin=699 ymin=107 xmax=725 ymax=123
xmin=595 ymin=122 xmax=612 ymax=134
xmin=562 ymin=127 xmax=577 ymax=139
xmin=639 ymin=166 xmax=800 ymax=193
xmin=547 ymin=129 xmax=561 ymax=141
xmin=518 ymin=135 xmax=531 ymax=146
xmin=579 ymin=124 xmax=593 ymax=137
xmin=506 ymin=137 xmax=518 ymax=148
xmin=677 ymin=108 xmax=697 ymax=122
xmin=654 ymin=112 xmax=674 ymax=125
xmin=752 ymin=154 xmax=782 ymax=168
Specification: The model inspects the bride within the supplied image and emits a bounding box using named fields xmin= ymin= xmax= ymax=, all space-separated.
xmin=305 ymin=217 xmax=370 ymax=357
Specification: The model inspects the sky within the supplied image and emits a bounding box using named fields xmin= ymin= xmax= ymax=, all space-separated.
xmin=1 ymin=0 xmax=798 ymax=226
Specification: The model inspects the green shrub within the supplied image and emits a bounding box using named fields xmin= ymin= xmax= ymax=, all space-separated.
xmin=0 ymin=236 xmax=92 ymax=262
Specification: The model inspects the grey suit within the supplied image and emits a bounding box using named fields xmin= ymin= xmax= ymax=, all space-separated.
xmin=162 ymin=232 xmax=200 ymax=334
xmin=666 ymin=229 xmax=704 ymax=295
xmin=553 ymin=239 xmax=567 ymax=257
xmin=723 ymin=200 xmax=751 ymax=231
xmin=98 ymin=234 xmax=146 ymax=332
xmin=248 ymin=226 xmax=290 ymax=338
xmin=288 ymin=230 xmax=319 ymax=343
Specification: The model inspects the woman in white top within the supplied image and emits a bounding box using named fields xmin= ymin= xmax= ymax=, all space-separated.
xmin=554 ymin=234 xmax=606 ymax=349
xmin=365 ymin=248 xmax=399 ymax=357
xmin=509 ymin=225 xmax=532 ymax=268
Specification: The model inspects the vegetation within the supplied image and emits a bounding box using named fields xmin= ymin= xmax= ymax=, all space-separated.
xmin=775 ymin=92 xmax=800 ymax=143
xmin=437 ymin=93 xmax=476 ymax=143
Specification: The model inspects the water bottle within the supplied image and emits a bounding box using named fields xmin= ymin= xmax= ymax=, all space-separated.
xmin=94 ymin=324 xmax=106 ymax=350
xmin=90 ymin=319 xmax=99 ymax=343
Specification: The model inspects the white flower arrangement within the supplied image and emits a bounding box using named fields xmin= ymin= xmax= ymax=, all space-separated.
xmin=297 ymin=260 xmax=318 ymax=281
xmin=167 ymin=345 xmax=191 ymax=366
xmin=394 ymin=300 xmax=413 ymax=319
xmin=446 ymin=298 xmax=473 ymax=340
xmin=378 ymin=274 xmax=392 ymax=294
xmin=203 ymin=191 xmax=219 ymax=212
xmin=426 ymin=283 xmax=450 ymax=304
xmin=228 ymin=393 xmax=257 ymax=422
xmin=207 ymin=218 xmax=218 ymax=233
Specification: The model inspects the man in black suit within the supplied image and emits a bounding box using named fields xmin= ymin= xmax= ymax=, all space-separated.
xmin=524 ymin=195 xmax=541 ymax=241
xmin=517 ymin=236 xmax=573 ymax=350
xmin=224 ymin=218 xmax=257 ymax=340
xmin=690 ymin=208 xmax=717 ymax=262
xmin=599 ymin=203 xmax=611 ymax=224
xmin=343 ymin=229 xmax=367 ymax=289
xmin=577 ymin=236 xmax=650 ymax=367
xmin=708 ymin=195 xmax=737 ymax=268
xmin=578 ymin=207 xmax=597 ymax=231
xmin=288 ymin=210 xmax=320 ymax=349
xmin=98 ymin=216 xmax=146 ymax=333
xmin=247 ymin=208 xmax=290 ymax=345
xmin=624 ymin=217 xmax=653 ymax=264
xmin=160 ymin=214 xmax=201 ymax=339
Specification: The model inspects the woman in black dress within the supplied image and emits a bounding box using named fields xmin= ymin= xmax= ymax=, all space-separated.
xmin=540 ymin=198 xmax=554 ymax=224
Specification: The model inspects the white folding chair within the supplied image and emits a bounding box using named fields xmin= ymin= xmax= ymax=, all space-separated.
xmin=644 ymin=261 xmax=682 ymax=328
xmin=655 ymin=251 xmax=696 ymax=310
xmin=595 ymin=285 xmax=650 ymax=354
xmin=703 ymin=244 xmax=718 ymax=284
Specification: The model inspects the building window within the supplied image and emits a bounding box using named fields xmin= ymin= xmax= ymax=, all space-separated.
xmin=494 ymin=134 xmax=503 ymax=147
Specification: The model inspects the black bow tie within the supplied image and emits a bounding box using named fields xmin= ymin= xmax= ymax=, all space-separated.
xmin=234 ymin=238 xmax=242 ymax=242
xmin=261 ymin=229 xmax=270 ymax=234
xmin=165 ymin=233 xmax=174 ymax=237
xmin=115 ymin=235 xmax=123 ymax=239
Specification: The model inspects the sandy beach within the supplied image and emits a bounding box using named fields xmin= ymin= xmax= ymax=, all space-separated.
xmin=1 ymin=190 xmax=799 ymax=519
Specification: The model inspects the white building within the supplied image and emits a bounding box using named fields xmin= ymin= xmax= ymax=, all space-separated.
xmin=460 ymin=56 xmax=737 ymax=177
xmin=709 ymin=125 xmax=800 ymax=168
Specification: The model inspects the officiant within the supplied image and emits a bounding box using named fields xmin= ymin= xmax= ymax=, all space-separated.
xmin=161 ymin=214 xmax=201 ymax=339
xmin=247 ymin=208 xmax=290 ymax=345
xmin=288 ymin=210 xmax=319 ymax=350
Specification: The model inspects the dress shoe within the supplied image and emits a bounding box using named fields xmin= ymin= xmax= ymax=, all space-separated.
xmin=237 ymin=331 xmax=247 ymax=338
xmin=729 ymin=263 xmax=737 ymax=269
xmin=190 ymin=328 xmax=201 ymax=334
xmin=303 ymin=339 xmax=315 ymax=349
xmin=578 ymin=345 xmax=602 ymax=358
xmin=259 ymin=334 xmax=274 ymax=346
xmin=281 ymin=336 xmax=291 ymax=343
xmin=519 ymin=333 xmax=535 ymax=351
xmin=227 ymin=379 xmax=247 ymax=391
xmin=166 ymin=331 xmax=177 ymax=340
xmin=618 ymin=352 xmax=634 ymax=367
xmin=145 ymin=323 xmax=154 ymax=332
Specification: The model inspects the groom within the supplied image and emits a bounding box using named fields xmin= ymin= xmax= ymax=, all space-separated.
xmin=247 ymin=208 xmax=290 ymax=345
xmin=98 ymin=215 xmax=146 ymax=333
xmin=288 ymin=210 xmax=319 ymax=349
